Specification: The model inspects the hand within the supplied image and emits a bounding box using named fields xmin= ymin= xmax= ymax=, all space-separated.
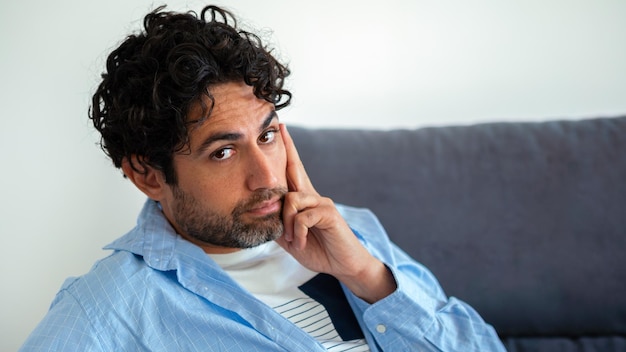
xmin=275 ymin=124 xmax=396 ymax=303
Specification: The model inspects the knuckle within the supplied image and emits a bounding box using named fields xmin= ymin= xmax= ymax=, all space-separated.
xmin=294 ymin=210 xmax=313 ymax=224
xmin=321 ymin=196 xmax=335 ymax=207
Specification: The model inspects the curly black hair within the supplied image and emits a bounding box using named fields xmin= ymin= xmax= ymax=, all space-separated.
xmin=90 ymin=5 xmax=291 ymax=184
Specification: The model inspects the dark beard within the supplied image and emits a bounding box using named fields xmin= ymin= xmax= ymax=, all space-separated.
xmin=171 ymin=186 xmax=287 ymax=249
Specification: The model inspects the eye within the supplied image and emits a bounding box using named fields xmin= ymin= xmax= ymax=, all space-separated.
xmin=259 ymin=129 xmax=277 ymax=144
xmin=211 ymin=147 xmax=234 ymax=161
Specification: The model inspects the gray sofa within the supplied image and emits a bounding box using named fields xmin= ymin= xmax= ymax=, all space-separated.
xmin=289 ymin=116 xmax=626 ymax=352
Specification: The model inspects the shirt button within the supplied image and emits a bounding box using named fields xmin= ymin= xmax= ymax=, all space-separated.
xmin=376 ymin=324 xmax=387 ymax=334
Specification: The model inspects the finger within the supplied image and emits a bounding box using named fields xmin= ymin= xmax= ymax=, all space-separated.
xmin=281 ymin=191 xmax=320 ymax=242
xmin=292 ymin=209 xmax=323 ymax=251
xmin=280 ymin=124 xmax=316 ymax=194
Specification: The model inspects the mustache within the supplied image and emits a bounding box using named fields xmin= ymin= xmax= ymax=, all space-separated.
xmin=233 ymin=187 xmax=288 ymax=216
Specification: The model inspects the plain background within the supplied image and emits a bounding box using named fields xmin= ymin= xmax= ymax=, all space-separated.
xmin=1 ymin=0 xmax=625 ymax=350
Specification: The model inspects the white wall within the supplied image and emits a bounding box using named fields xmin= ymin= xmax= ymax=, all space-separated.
xmin=1 ymin=0 xmax=625 ymax=349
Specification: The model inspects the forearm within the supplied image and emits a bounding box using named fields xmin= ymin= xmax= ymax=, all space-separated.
xmin=336 ymin=257 xmax=397 ymax=304
xmin=345 ymin=256 xmax=506 ymax=352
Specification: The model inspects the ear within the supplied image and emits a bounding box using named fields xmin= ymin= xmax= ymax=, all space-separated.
xmin=121 ymin=156 xmax=169 ymax=201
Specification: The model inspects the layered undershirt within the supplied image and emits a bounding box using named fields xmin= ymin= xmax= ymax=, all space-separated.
xmin=208 ymin=241 xmax=370 ymax=352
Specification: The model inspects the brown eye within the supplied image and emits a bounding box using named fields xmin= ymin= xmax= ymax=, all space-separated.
xmin=211 ymin=148 xmax=234 ymax=161
xmin=259 ymin=130 xmax=276 ymax=144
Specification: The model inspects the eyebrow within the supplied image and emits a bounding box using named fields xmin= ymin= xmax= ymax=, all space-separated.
xmin=196 ymin=110 xmax=278 ymax=154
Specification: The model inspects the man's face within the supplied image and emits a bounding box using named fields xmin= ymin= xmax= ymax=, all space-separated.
xmin=158 ymin=81 xmax=288 ymax=253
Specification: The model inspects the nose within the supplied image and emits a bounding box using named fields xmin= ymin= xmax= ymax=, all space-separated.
xmin=245 ymin=146 xmax=279 ymax=191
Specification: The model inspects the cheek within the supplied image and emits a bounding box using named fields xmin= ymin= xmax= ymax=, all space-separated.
xmin=188 ymin=180 xmax=242 ymax=218
xmin=177 ymin=166 xmax=239 ymax=208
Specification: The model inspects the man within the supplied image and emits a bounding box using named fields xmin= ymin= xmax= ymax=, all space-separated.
xmin=21 ymin=5 xmax=506 ymax=351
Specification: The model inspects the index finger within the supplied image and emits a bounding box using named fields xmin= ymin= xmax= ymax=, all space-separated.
xmin=280 ymin=124 xmax=316 ymax=194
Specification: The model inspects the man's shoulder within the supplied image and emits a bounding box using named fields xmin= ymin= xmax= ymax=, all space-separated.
xmin=22 ymin=250 xmax=197 ymax=351
xmin=57 ymin=250 xmax=152 ymax=304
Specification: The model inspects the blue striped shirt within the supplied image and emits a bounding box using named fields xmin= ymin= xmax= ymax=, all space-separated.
xmin=20 ymin=199 xmax=505 ymax=351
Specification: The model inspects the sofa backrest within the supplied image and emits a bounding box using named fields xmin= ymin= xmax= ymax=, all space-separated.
xmin=289 ymin=116 xmax=626 ymax=339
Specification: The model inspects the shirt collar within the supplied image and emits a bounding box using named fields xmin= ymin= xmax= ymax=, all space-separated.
xmin=104 ymin=199 xmax=210 ymax=272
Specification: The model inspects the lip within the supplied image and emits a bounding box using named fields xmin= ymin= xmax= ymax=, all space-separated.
xmin=246 ymin=198 xmax=282 ymax=216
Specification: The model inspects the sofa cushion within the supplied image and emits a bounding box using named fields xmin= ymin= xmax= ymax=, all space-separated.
xmin=502 ymin=336 xmax=626 ymax=352
xmin=288 ymin=116 xmax=626 ymax=340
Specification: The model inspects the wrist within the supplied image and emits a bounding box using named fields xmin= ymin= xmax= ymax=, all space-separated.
xmin=340 ymin=259 xmax=397 ymax=304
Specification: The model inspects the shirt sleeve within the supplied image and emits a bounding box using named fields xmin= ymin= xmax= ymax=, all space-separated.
xmin=339 ymin=206 xmax=506 ymax=352
xmin=19 ymin=289 xmax=105 ymax=352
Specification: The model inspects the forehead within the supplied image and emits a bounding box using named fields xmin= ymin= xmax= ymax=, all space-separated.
xmin=186 ymin=82 xmax=275 ymax=145
xmin=189 ymin=81 xmax=269 ymax=120
xmin=210 ymin=82 xmax=264 ymax=113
